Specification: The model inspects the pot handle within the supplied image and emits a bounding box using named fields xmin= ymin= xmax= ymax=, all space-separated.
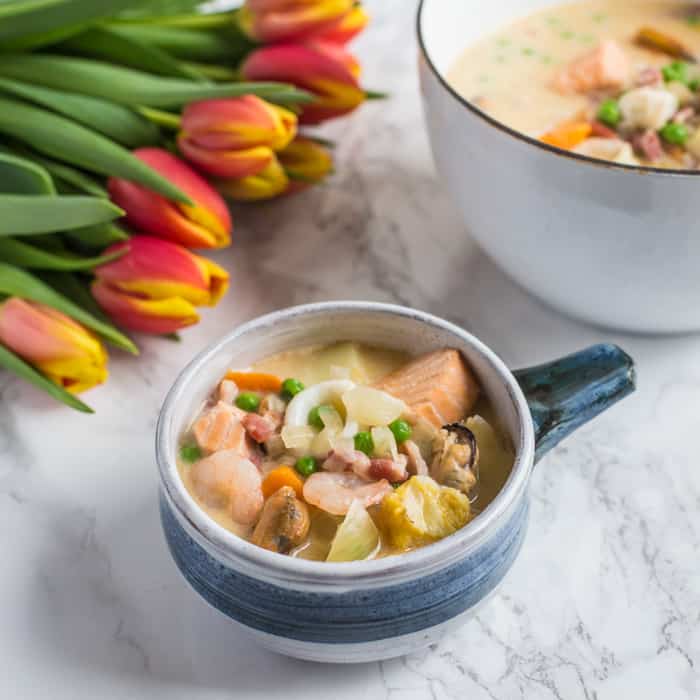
xmin=513 ymin=344 xmax=635 ymax=463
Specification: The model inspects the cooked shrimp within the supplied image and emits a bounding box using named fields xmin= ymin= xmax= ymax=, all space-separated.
xmin=190 ymin=450 xmax=263 ymax=524
xmin=303 ymin=472 xmax=393 ymax=516
xmin=229 ymin=457 xmax=265 ymax=525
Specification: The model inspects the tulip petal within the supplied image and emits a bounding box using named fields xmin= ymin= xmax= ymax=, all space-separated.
xmin=95 ymin=236 xmax=222 ymax=304
xmin=92 ymin=279 xmax=200 ymax=335
xmin=108 ymin=148 xmax=232 ymax=249
xmin=0 ymin=298 xmax=108 ymax=394
xmin=178 ymin=138 xmax=274 ymax=178
xmin=217 ymin=157 xmax=289 ymax=201
xmin=241 ymin=41 xmax=365 ymax=124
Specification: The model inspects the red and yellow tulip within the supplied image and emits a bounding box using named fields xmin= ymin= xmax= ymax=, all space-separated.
xmin=241 ymin=41 xmax=365 ymax=124
xmin=316 ymin=5 xmax=369 ymax=44
xmin=0 ymin=298 xmax=108 ymax=393
xmin=108 ymin=148 xmax=233 ymax=249
xmin=178 ymin=95 xmax=297 ymax=178
xmin=239 ymin=0 xmax=355 ymax=44
xmin=277 ymin=135 xmax=333 ymax=194
xmin=91 ymin=236 xmax=229 ymax=335
xmin=217 ymin=157 xmax=290 ymax=201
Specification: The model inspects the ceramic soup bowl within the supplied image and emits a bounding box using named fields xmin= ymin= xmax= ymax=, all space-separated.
xmin=156 ymin=302 xmax=635 ymax=663
xmin=418 ymin=0 xmax=700 ymax=334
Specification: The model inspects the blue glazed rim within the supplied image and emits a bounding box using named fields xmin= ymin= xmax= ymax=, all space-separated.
xmin=156 ymin=302 xmax=536 ymax=589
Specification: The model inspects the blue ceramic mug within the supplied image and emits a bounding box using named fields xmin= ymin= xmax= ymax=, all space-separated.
xmin=156 ymin=302 xmax=635 ymax=663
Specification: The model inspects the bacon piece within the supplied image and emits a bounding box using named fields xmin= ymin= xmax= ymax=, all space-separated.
xmin=242 ymin=412 xmax=278 ymax=443
xmin=633 ymin=129 xmax=663 ymax=161
xmin=590 ymin=120 xmax=618 ymax=139
xmin=636 ymin=66 xmax=663 ymax=87
xmin=365 ymin=456 xmax=409 ymax=483
xmin=322 ymin=447 xmax=371 ymax=474
xmin=674 ymin=107 xmax=695 ymax=124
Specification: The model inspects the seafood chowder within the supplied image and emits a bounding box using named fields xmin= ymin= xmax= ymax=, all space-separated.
xmin=448 ymin=1 xmax=700 ymax=169
xmin=177 ymin=343 xmax=514 ymax=562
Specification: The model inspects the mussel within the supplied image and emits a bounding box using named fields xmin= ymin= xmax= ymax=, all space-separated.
xmin=430 ymin=423 xmax=478 ymax=495
xmin=251 ymin=486 xmax=310 ymax=554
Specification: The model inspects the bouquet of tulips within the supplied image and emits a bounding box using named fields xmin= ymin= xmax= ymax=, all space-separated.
xmin=0 ymin=0 xmax=375 ymax=412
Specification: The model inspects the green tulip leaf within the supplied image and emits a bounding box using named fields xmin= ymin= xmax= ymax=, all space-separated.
xmin=0 ymin=343 xmax=92 ymax=413
xmin=0 ymin=0 xmax=146 ymax=51
xmin=105 ymin=24 xmax=251 ymax=63
xmin=37 ymin=270 xmax=115 ymax=327
xmin=0 ymin=195 xmax=122 ymax=235
xmin=0 ymin=152 xmax=55 ymax=194
xmin=0 ymin=77 xmax=160 ymax=148
xmin=64 ymin=222 xmax=130 ymax=249
xmin=0 ymin=237 xmax=125 ymax=270
xmin=0 ymin=54 xmax=311 ymax=108
xmin=0 ymin=263 xmax=138 ymax=355
xmin=24 ymin=154 xmax=108 ymax=198
xmin=0 ymin=96 xmax=190 ymax=203
xmin=60 ymin=25 xmax=207 ymax=81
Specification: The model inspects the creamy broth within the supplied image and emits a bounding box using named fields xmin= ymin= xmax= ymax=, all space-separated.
xmin=178 ymin=343 xmax=515 ymax=562
xmin=448 ymin=1 xmax=700 ymax=167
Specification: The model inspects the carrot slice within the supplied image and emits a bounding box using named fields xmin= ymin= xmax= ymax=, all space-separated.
xmin=541 ymin=122 xmax=592 ymax=150
xmin=225 ymin=371 xmax=283 ymax=393
xmin=262 ymin=466 xmax=305 ymax=499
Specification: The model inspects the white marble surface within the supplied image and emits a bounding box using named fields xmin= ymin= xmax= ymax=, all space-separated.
xmin=2 ymin=2 xmax=700 ymax=698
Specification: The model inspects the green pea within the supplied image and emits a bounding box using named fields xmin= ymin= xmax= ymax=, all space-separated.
xmin=660 ymin=122 xmax=689 ymax=145
xmin=308 ymin=404 xmax=332 ymax=430
xmin=180 ymin=443 xmax=201 ymax=463
xmin=295 ymin=456 xmax=318 ymax=477
xmin=662 ymin=61 xmax=690 ymax=85
xmin=689 ymin=79 xmax=700 ymax=92
xmin=354 ymin=431 xmax=374 ymax=456
xmin=597 ymin=99 xmax=621 ymax=127
xmin=235 ymin=392 xmax=261 ymax=412
xmin=281 ymin=377 xmax=305 ymax=400
xmin=389 ymin=419 xmax=412 ymax=444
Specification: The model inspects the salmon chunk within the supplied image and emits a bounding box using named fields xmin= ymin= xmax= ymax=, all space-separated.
xmin=193 ymin=401 xmax=249 ymax=455
xmin=553 ymin=40 xmax=629 ymax=95
xmin=373 ymin=349 xmax=480 ymax=428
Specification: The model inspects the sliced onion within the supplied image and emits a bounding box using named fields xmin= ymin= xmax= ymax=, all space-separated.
xmin=342 ymin=386 xmax=406 ymax=427
xmin=281 ymin=425 xmax=316 ymax=450
xmin=371 ymin=426 xmax=398 ymax=461
xmin=311 ymin=427 xmax=337 ymax=459
xmin=318 ymin=405 xmax=343 ymax=433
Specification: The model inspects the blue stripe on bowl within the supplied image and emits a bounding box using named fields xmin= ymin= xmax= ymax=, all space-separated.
xmin=160 ymin=493 xmax=528 ymax=645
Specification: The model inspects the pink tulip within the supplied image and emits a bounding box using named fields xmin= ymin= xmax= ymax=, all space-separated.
xmin=178 ymin=95 xmax=297 ymax=178
xmin=92 ymin=236 xmax=229 ymax=335
xmin=0 ymin=298 xmax=108 ymax=393
xmin=108 ymin=148 xmax=233 ymax=249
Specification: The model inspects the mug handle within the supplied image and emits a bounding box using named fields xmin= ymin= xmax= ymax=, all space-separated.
xmin=513 ymin=344 xmax=636 ymax=463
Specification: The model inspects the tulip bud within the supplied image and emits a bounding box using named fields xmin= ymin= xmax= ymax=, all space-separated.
xmin=217 ymin=157 xmax=290 ymax=202
xmin=92 ymin=236 xmax=229 ymax=335
xmin=241 ymin=41 xmax=365 ymax=124
xmin=108 ymin=148 xmax=233 ymax=250
xmin=316 ymin=5 xmax=369 ymax=44
xmin=238 ymin=0 xmax=355 ymax=44
xmin=177 ymin=95 xmax=297 ymax=178
xmin=0 ymin=298 xmax=108 ymax=393
xmin=277 ymin=135 xmax=333 ymax=194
